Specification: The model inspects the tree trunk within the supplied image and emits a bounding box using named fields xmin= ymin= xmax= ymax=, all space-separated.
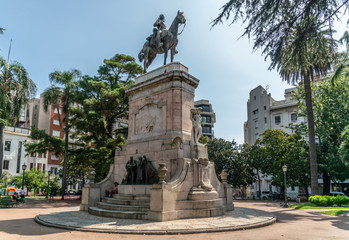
xmin=0 ymin=123 xmax=4 ymax=178
xmin=323 ymin=171 xmax=331 ymax=195
xmin=257 ymin=169 xmax=262 ymax=200
xmin=61 ymin=118 xmax=69 ymax=200
xmin=303 ymin=75 xmax=319 ymax=196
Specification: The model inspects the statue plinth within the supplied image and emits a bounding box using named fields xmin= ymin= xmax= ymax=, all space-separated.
xmin=83 ymin=62 xmax=233 ymax=221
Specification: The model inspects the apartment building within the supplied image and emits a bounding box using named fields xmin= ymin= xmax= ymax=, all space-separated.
xmin=194 ymin=99 xmax=216 ymax=139
xmin=244 ymin=85 xmax=306 ymax=199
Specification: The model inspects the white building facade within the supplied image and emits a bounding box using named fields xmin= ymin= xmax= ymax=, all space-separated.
xmin=244 ymin=85 xmax=307 ymax=199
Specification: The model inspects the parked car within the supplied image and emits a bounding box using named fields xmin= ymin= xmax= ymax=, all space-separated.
xmin=329 ymin=192 xmax=348 ymax=197
xmin=260 ymin=191 xmax=280 ymax=200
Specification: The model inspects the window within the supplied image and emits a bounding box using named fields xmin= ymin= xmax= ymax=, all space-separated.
xmin=264 ymin=106 xmax=267 ymax=110
xmin=3 ymin=160 xmax=9 ymax=170
xmin=43 ymin=164 xmax=46 ymax=171
xmin=275 ymin=116 xmax=281 ymax=124
xmin=291 ymin=113 xmax=297 ymax=122
xmin=264 ymin=117 xmax=267 ymax=124
xmin=4 ymin=141 xmax=11 ymax=151
xmin=255 ymin=121 xmax=259 ymax=129
xmin=253 ymin=109 xmax=259 ymax=115
xmin=38 ymin=153 xmax=43 ymax=158
xmin=51 ymin=154 xmax=58 ymax=160
xmin=201 ymin=115 xmax=211 ymax=123
xmin=52 ymin=130 xmax=60 ymax=137
xmin=54 ymin=108 xmax=59 ymax=114
xmin=30 ymin=163 xmax=34 ymax=170
xmin=53 ymin=119 xmax=60 ymax=126
xmin=30 ymin=153 xmax=36 ymax=157
xmin=196 ymin=105 xmax=210 ymax=112
xmin=202 ymin=126 xmax=212 ymax=134
xmin=51 ymin=167 xmax=58 ymax=175
xmin=37 ymin=163 xmax=42 ymax=171
xmin=253 ymin=96 xmax=256 ymax=100
xmin=291 ymin=186 xmax=295 ymax=191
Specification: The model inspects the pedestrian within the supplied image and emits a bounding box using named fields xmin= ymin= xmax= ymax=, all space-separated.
xmin=19 ymin=188 xmax=25 ymax=203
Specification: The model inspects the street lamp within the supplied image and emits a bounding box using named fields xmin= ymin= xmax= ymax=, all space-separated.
xmin=21 ymin=163 xmax=27 ymax=190
xmin=282 ymin=164 xmax=289 ymax=207
xmin=47 ymin=170 xmax=51 ymax=198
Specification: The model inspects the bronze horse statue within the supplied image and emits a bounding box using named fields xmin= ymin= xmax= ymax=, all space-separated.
xmin=138 ymin=11 xmax=186 ymax=73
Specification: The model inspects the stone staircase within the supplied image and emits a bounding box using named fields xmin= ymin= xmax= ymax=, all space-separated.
xmin=89 ymin=192 xmax=226 ymax=220
xmin=88 ymin=194 xmax=150 ymax=220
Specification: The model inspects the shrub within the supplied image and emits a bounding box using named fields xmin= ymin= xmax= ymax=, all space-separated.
xmin=309 ymin=195 xmax=336 ymax=206
xmin=334 ymin=196 xmax=349 ymax=207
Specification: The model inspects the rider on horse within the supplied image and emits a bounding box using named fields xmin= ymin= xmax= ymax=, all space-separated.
xmin=150 ymin=14 xmax=167 ymax=50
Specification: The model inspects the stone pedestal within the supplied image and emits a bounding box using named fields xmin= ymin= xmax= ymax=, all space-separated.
xmin=82 ymin=62 xmax=233 ymax=221
xmin=80 ymin=184 xmax=100 ymax=211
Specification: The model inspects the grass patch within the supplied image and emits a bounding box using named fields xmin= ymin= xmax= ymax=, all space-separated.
xmin=317 ymin=210 xmax=349 ymax=216
xmin=291 ymin=202 xmax=349 ymax=209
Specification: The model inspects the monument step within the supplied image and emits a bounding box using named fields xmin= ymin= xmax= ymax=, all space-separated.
xmin=88 ymin=207 xmax=148 ymax=220
xmin=103 ymin=197 xmax=150 ymax=206
xmin=176 ymin=207 xmax=225 ymax=219
xmin=96 ymin=202 xmax=149 ymax=212
xmin=175 ymin=199 xmax=223 ymax=210
xmin=111 ymin=193 xmax=150 ymax=201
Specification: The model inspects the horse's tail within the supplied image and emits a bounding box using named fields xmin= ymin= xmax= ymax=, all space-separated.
xmin=138 ymin=50 xmax=144 ymax=62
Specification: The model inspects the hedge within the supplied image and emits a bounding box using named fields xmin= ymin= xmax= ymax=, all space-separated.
xmin=309 ymin=195 xmax=349 ymax=207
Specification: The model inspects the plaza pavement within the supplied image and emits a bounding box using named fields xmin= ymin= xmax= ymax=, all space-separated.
xmin=0 ymin=196 xmax=348 ymax=239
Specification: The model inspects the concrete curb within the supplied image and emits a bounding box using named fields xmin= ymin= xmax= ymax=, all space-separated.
xmin=34 ymin=207 xmax=277 ymax=235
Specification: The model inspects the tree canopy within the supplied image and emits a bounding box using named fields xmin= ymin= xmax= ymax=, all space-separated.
xmin=0 ymin=57 xmax=36 ymax=178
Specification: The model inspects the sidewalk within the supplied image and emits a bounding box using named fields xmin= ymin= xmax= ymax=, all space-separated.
xmin=0 ymin=198 xmax=348 ymax=240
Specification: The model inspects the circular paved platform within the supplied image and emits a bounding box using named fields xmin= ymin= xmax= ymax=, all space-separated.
xmin=35 ymin=206 xmax=276 ymax=234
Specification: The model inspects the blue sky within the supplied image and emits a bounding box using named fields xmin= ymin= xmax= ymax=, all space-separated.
xmin=1 ymin=0 xmax=333 ymax=143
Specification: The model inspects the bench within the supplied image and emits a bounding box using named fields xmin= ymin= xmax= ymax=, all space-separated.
xmin=0 ymin=197 xmax=18 ymax=208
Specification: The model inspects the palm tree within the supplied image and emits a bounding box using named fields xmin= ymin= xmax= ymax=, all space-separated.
xmin=42 ymin=69 xmax=80 ymax=200
xmin=0 ymin=57 xmax=36 ymax=178
xmin=273 ymin=17 xmax=336 ymax=195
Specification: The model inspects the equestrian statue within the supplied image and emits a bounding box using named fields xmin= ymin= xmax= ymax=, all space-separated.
xmin=138 ymin=11 xmax=186 ymax=73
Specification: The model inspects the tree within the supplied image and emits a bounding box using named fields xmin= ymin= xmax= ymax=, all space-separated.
xmin=244 ymin=141 xmax=266 ymax=199
xmin=207 ymin=138 xmax=255 ymax=188
xmin=0 ymin=172 xmax=12 ymax=190
xmin=42 ymin=69 xmax=81 ymax=199
xmin=212 ymin=1 xmax=343 ymax=195
xmin=259 ymin=129 xmax=311 ymax=196
xmin=69 ymin=54 xmax=142 ymax=181
xmin=10 ymin=169 xmax=45 ymax=195
xmin=294 ymin=74 xmax=349 ymax=194
xmin=0 ymin=57 xmax=36 ymax=178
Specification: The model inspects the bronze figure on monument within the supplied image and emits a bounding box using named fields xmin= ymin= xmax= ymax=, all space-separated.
xmin=138 ymin=11 xmax=186 ymax=73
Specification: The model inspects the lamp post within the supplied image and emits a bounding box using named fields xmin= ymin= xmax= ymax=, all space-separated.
xmin=282 ymin=164 xmax=289 ymax=207
xmin=47 ymin=170 xmax=51 ymax=198
xmin=21 ymin=164 xmax=27 ymax=190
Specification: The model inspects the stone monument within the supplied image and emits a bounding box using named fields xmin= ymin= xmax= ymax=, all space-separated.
xmin=80 ymin=62 xmax=233 ymax=221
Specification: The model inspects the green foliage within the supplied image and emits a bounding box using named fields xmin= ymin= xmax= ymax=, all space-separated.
xmin=69 ymin=54 xmax=142 ymax=182
xmin=0 ymin=57 xmax=37 ymax=177
xmin=309 ymin=195 xmax=349 ymax=207
xmin=0 ymin=172 xmax=12 ymax=189
xmin=207 ymin=138 xmax=255 ymax=188
xmin=25 ymin=127 xmax=64 ymax=156
xmin=212 ymin=0 xmax=342 ymax=196
xmin=335 ymin=196 xmax=349 ymax=207
xmin=294 ymin=75 xmax=349 ymax=193
xmin=198 ymin=135 xmax=209 ymax=145
xmin=309 ymin=195 xmax=335 ymax=206
xmin=317 ymin=210 xmax=349 ymax=216
xmin=259 ymin=129 xmax=310 ymax=188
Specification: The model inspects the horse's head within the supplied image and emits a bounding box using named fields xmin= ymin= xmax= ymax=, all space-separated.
xmin=177 ymin=10 xmax=186 ymax=24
